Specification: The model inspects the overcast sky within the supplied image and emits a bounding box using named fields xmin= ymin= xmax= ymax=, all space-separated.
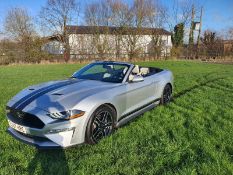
xmin=0 ymin=0 xmax=233 ymax=37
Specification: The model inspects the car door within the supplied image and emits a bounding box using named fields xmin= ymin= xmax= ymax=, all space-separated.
xmin=122 ymin=75 xmax=156 ymax=116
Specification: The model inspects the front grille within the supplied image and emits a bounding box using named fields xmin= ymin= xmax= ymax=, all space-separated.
xmin=6 ymin=106 xmax=45 ymax=129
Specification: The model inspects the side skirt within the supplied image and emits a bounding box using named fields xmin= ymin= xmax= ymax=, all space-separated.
xmin=116 ymin=98 xmax=160 ymax=127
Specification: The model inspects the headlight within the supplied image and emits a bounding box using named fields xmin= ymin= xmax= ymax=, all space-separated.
xmin=47 ymin=109 xmax=85 ymax=120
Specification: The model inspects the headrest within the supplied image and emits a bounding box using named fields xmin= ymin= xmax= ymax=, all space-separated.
xmin=140 ymin=67 xmax=149 ymax=75
xmin=128 ymin=74 xmax=134 ymax=81
xmin=132 ymin=65 xmax=140 ymax=74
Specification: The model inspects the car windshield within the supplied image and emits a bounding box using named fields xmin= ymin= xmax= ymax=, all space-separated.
xmin=72 ymin=62 xmax=130 ymax=83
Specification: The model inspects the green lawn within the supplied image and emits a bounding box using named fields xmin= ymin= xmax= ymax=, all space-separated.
xmin=0 ymin=61 xmax=232 ymax=175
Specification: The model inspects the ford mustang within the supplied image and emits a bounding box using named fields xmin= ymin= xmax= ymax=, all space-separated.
xmin=6 ymin=61 xmax=173 ymax=148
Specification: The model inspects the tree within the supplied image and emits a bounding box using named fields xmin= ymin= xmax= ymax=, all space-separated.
xmin=85 ymin=0 xmax=130 ymax=27
xmin=109 ymin=0 xmax=131 ymax=59
xmin=147 ymin=1 xmax=168 ymax=59
xmin=109 ymin=0 xmax=130 ymax=27
xmin=123 ymin=0 xmax=158 ymax=60
xmin=4 ymin=7 xmax=35 ymax=41
xmin=201 ymin=31 xmax=217 ymax=45
xmin=85 ymin=0 xmax=113 ymax=26
xmin=84 ymin=1 xmax=112 ymax=59
xmin=84 ymin=0 xmax=130 ymax=59
xmin=167 ymin=0 xmax=194 ymax=31
xmin=84 ymin=0 xmax=166 ymax=60
xmin=172 ymin=23 xmax=184 ymax=47
xmin=4 ymin=7 xmax=37 ymax=62
xmin=201 ymin=30 xmax=222 ymax=59
xmin=39 ymin=0 xmax=79 ymax=62
xmin=225 ymin=28 xmax=233 ymax=40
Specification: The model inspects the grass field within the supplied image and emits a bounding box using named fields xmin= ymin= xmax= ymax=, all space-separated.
xmin=0 ymin=61 xmax=232 ymax=175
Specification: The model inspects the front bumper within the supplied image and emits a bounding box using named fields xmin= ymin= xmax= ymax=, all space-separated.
xmin=7 ymin=114 xmax=87 ymax=148
xmin=7 ymin=127 xmax=61 ymax=149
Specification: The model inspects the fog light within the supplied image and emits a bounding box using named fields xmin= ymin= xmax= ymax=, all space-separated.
xmin=47 ymin=127 xmax=75 ymax=134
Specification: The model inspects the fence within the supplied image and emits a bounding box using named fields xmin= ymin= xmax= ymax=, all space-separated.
xmin=1 ymin=45 xmax=233 ymax=65
xmin=171 ymin=45 xmax=233 ymax=61
xmin=69 ymin=52 xmax=170 ymax=62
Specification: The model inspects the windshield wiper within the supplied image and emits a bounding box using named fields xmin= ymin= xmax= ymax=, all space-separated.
xmin=70 ymin=76 xmax=78 ymax=79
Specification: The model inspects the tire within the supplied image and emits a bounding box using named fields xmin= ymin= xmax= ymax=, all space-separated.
xmin=160 ymin=84 xmax=172 ymax=105
xmin=86 ymin=105 xmax=116 ymax=144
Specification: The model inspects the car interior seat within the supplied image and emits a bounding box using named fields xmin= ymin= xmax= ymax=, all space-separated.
xmin=132 ymin=65 xmax=140 ymax=75
xmin=129 ymin=65 xmax=140 ymax=81
xmin=140 ymin=67 xmax=149 ymax=76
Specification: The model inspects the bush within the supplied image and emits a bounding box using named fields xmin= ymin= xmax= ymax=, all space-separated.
xmin=171 ymin=47 xmax=183 ymax=58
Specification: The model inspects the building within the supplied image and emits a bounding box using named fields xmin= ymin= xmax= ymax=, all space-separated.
xmin=42 ymin=35 xmax=64 ymax=55
xmin=223 ymin=40 xmax=233 ymax=53
xmin=43 ymin=25 xmax=172 ymax=60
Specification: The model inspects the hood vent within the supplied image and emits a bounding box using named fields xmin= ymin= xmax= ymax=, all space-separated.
xmin=52 ymin=93 xmax=63 ymax=96
xmin=28 ymin=88 xmax=35 ymax=91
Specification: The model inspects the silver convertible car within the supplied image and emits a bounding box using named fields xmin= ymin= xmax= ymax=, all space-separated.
xmin=6 ymin=61 xmax=173 ymax=148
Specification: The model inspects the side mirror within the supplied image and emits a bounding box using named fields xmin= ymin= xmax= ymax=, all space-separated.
xmin=131 ymin=75 xmax=144 ymax=82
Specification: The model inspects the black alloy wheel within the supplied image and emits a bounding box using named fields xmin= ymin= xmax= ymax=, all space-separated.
xmin=86 ymin=105 xmax=115 ymax=144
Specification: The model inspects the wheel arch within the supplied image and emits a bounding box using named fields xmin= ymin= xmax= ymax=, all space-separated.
xmin=166 ymin=82 xmax=173 ymax=94
xmin=103 ymin=103 xmax=117 ymax=123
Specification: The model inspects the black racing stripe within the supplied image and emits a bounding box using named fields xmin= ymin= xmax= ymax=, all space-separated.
xmin=11 ymin=81 xmax=70 ymax=109
xmin=15 ymin=80 xmax=81 ymax=110
xmin=13 ymin=79 xmax=80 ymax=110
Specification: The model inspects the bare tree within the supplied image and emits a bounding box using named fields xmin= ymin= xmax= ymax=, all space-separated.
xmin=147 ymin=0 xmax=168 ymax=59
xmin=123 ymin=0 xmax=158 ymax=60
xmin=225 ymin=28 xmax=233 ymax=40
xmin=4 ymin=7 xmax=38 ymax=62
xmin=39 ymin=0 xmax=79 ymax=61
xmin=109 ymin=0 xmax=130 ymax=27
xmin=84 ymin=0 xmax=166 ymax=60
xmin=85 ymin=0 xmax=131 ymax=27
xmin=200 ymin=30 xmax=223 ymax=59
xmin=84 ymin=0 xmax=130 ymax=59
xmin=85 ymin=0 xmax=113 ymax=26
xmin=4 ymin=7 xmax=35 ymax=41
xmin=112 ymin=1 xmax=132 ymax=59
xmin=167 ymin=0 xmax=194 ymax=30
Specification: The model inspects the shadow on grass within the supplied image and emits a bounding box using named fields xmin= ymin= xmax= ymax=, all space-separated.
xmin=28 ymin=149 xmax=69 ymax=175
xmin=119 ymin=77 xmax=226 ymax=129
xmin=173 ymin=77 xmax=225 ymax=99
xmin=27 ymin=94 xmax=71 ymax=174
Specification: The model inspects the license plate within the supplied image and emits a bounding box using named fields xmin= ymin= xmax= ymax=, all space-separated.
xmin=8 ymin=120 xmax=27 ymax=134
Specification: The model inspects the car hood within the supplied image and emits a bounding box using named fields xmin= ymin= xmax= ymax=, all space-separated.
xmin=8 ymin=79 xmax=120 ymax=113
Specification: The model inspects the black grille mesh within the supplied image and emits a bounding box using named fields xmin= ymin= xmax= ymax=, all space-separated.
xmin=6 ymin=106 xmax=45 ymax=129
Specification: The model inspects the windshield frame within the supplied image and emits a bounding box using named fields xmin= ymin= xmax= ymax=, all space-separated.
xmin=71 ymin=62 xmax=133 ymax=83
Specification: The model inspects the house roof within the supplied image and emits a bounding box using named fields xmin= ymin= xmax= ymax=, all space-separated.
xmin=222 ymin=40 xmax=233 ymax=44
xmin=66 ymin=25 xmax=172 ymax=36
xmin=45 ymin=34 xmax=64 ymax=41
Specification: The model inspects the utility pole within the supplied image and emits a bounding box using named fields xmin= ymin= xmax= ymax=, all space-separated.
xmin=197 ymin=6 xmax=203 ymax=47
xmin=189 ymin=5 xmax=195 ymax=45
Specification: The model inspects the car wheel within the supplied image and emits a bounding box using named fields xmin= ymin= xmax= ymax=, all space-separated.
xmin=160 ymin=84 xmax=172 ymax=105
xmin=86 ymin=105 xmax=115 ymax=144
